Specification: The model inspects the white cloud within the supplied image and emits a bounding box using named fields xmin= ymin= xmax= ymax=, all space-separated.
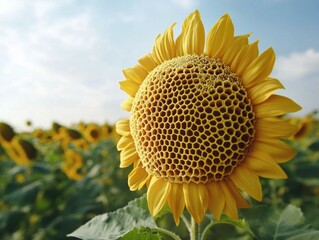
xmin=273 ymin=49 xmax=319 ymax=116
xmin=0 ymin=0 xmax=74 ymax=18
xmin=1 ymin=13 xmax=101 ymax=84
xmin=170 ymin=0 xmax=198 ymax=9
xmin=32 ymin=0 xmax=73 ymax=18
xmin=0 ymin=0 xmax=25 ymax=15
xmin=274 ymin=49 xmax=319 ymax=81
xmin=0 ymin=2 xmax=127 ymax=130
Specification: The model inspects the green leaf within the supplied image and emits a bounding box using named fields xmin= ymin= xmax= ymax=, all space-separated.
xmin=295 ymin=163 xmax=319 ymax=187
xmin=288 ymin=231 xmax=319 ymax=240
xmin=0 ymin=210 xmax=26 ymax=233
xmin=68 ymin=195 xmax=156 ymax=240
xmin=218 ymin=215 xmax=252 ymax=231
xmin=240 ymin=204 xmax=319 ymax=240
xmin=4 ymin=180 xmax=42 ymax=205
xmin=120 ymin=227 xmax=162 ymax=240
xmin=203 ymin=214 xmax=254 ymax=239
xmin=309 ymin=140 xmax=319 ymax=151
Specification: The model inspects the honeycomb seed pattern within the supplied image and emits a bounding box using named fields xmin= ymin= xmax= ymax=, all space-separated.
xmin=130 ymin=54 xmax=256 ymax=184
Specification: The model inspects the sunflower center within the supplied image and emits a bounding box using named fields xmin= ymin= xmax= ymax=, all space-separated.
xmin=130 ymin=54 xmax=255 ymax=184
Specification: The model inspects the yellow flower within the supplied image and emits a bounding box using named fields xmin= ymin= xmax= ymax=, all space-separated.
xmin=116 ymin=10 xmax=301 ymax=224
xmin=61 ymin=149 xmax=84 ymax=181
xmin=0 ymin=122 xmax=16 ymax=148
xmin=101 ymin=123 xmax=113 ymax=139
xmin=72 ymin=138 xmax=90 ymax=150
xmin=290 ymin=115 xmax=313 ymax=139
xmin=83 ymin=124 xmax=102 ymax=143
xmin=65 ymin=128 xmax=82 ymax=140
xmin=52 ymin=127 xmax=82 ymax=149
xmin=15 ymin=173 xmax=26 ymax=183
xmin=32 ymin=128 xmax=52 ymax=143
xmin=52 ymin=122 xmax=63 ymax=133
xmin=5 ymin=138 xmax=37 ymax=165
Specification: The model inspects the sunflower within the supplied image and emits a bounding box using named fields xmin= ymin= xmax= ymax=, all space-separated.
xmin=61 ymin=149 xmax=84 ymax=181
xmin=52 ymin=127 xmax=82 ymax=149
xmin=116 ymin=10 xmax=301 ymax=224
xmin=15 ymin=173 xmax=26 ymax=183
xmin=83 ymin=124 xmax=102 ymax=143
xmin=0 ymin=122 xmax=16 ymax=148
xmin=289 ymin=115 xmax=313 ymax=139
xmin=5 ymin=138 xmax=37 ymax=165
xmin=101 ymin=123 xmax=113 ymax=139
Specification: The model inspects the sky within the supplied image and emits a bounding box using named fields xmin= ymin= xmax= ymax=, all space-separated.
xmin=0 ymin=0 xmax=318 ymax=130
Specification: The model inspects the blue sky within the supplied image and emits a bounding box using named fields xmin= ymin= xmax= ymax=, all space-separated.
xmin=0 ymin=0 xmax=318 ymax=130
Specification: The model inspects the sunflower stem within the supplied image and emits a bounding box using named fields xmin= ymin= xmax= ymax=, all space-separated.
xmin=155 ymin=227 xmax=182 ymax=240
xmin=190 ymin=217 xmax=200 ymax=240
xmin=181 ymin=214 xmax=191 ymax=230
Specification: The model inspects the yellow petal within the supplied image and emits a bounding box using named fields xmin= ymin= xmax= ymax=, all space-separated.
xmin=138 ymin=53 xmax=158 ymax=72
xmin=219 ymin=181 xmax=238 ymax=219
xmin=119 ymin=80 xmax=140 ymax=97
xmin=167 ymin=183 xmax=185 ymax=225
xmin=152 ymin=23 xmax=176 ymax=63
xmin=226 ymin=180 xmax=250 ymax=208
xmin=231 ymin=40 xmax=259 ymax=76
xmin=254 ymin=138 xmax=296 ymax=163
xmin=255 ymin=95 xmax=302 ymax=118
xmin=147 ymin=177 xmax=171 ymax=216
xmin=117 ymin=135 xmax=134 ymax=150
xmin=206 ymin=13 xmax=234 ymax=59
xmin=183 ymin=182 xmax=208 ymax=223
xmin=120 ymin=142 xmax=139 ymax=168
xmin=223 ymin=34 xmax=250 ymax=66
xmin=256 ymin=118 xmax=298 ymax=139
xmin=242 ymin=47 xmax=276 ymax=88
xmin=128 ymin=166 xmax=148 ymax=190
xmin=115 ymin=119 xmax=130 ymax=136
xmin=145 ymin=174 xmax=152 ymax=188
xmin=176 ymin=10 xmax=205 ymax=56
xmin=120 ymin=97 xmax=134 ymax=112
xmin=175 ymin=12 xmax=192 ymax=56
xmin=206 ymin=181 xmax=225 ymax=220
xmin=123 ymin=65 xmax=148 ymax=84
xmin=230 ymin=165 xmax=262 ymax=201
xmin=244 ymin=151 xmax=287 ymax=179
xmin=249 ymin=77 xmax=285 ymax=105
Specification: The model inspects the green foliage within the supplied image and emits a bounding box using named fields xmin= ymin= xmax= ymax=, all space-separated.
xmin=120 ymin=227 xmax=162 ymax=240
xmin=1 ymin=116 xmax=319 ymax=239
xmin=68 ymin=196 xmax=156 ymax=240
xmin=240 ymin=204 xmax=319 ymax=240
xmin=0 ymin=127 xmax=144 ymax=240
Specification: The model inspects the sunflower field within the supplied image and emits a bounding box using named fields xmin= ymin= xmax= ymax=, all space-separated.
xmin=1 ymin=9 xmax=319 ymax=240
xmin=0 ymin=111 xmax=318 ymax=240
xmin=0 ymin=121 xmax=144 ymax=240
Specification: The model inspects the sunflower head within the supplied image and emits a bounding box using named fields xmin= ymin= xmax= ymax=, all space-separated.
xmin=0 ymin=122 xmax=16 ymax=144
xmin=101 ymin=123 xmax=113 ymax=138
xmin=32 ymin=128 xmax=51 ymax=142
xmin=117 ymin=10 xmax=301 ymax=224
xmin=72 ymin=139 xmax=90 ymax=150
xmin=25 ymin=120 xmax=32 ymax=127
xmin=65 ymin=128 xmax=82 ymax=140
xmin=83 ymin=124 xmax=102 ymax=143
xmin=15 ymin=173 xmax=26 ymax=183
xmin=5 ymin=138 xmax=37 ymax=165
xmin=52 ymin=122 xmax=63 ymax=133
xmin=290 ymin=115 xmax=314 ymax=139
xmin=61 ymin=149 xmax=84 ymax=181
